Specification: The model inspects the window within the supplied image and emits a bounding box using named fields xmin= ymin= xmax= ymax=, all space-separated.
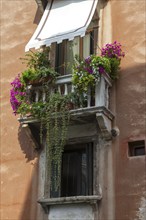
xmin=55 ymin=30 xmax=98 ymax=75
xmin=128 ymin=140 xmax=145 ymax=157
xmin=51 ymin=143 xmax=93 ymax=198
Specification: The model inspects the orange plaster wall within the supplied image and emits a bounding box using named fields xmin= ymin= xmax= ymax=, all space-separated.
xmin=1 ymin=1 xmax=146 ymax=220
xmin=110 ymin=1 xmax=146 ymax=220
xmin=1 ymin=1 xmax=43 ymax=220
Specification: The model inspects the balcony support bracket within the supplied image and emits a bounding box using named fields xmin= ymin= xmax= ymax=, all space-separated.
xmin=96 ymin=111 xmax=113 ymax=141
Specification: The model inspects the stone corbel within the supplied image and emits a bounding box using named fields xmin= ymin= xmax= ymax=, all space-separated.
xmin=96 ymin=108 xmax=114 ymax=140
xmin=21 ymin=123 xmax=41 ymax=149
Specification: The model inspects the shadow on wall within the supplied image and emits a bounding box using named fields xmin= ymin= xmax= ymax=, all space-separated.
xmin=18 ymin=158 xmax=44 ymax=220
xmin=18 ymin=125 xmax=47 ymax=220
xmin=34 ymin=7 xmax=43 ymax=25
xmin=18 ymin=125 xmax=40 ymax=162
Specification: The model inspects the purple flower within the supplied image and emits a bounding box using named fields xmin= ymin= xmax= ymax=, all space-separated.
xmin=10 ymin=74 xmax=26 ymax=114
xmin=84 ymin=67 xmax=93 ymax=74
xmin=101 ymin=41 xmax=125 ymax=59
xmin=85 ymin=56 xmax=91 ymax=64
xmin=99 ymin=66 xmax=105 ymax=74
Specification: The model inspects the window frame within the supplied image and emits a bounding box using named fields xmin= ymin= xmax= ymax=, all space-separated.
xmin=54 ymin=29 xmax=98 ymax=75
xmin=61 ymin=142 xmax=93 ymax=197
xmin=44 ymin=139 xmax=98 ymax=199
xmin=128 ymin=140 xmax=146 ymax=157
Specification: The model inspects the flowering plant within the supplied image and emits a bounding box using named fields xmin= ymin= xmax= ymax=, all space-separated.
xmin=101 ymin=41 xmax=125 ymax=79
xmin=10 ymin=74 xmax=28 ymax=115
xmin=10 ymin=48 xmax=60 ymax=115
xmin=10 ymin=73 xmax=49 ymax=116
xmin=72 ymin=41 xmax=125 ymax=91
xmin=101 ymin=41 xmax=125 ymax=59
xmin=72 ymin=55 xmax=111 ymax=93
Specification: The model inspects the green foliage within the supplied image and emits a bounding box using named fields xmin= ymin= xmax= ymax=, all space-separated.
xmin=72 ymin=55 xmax=111 ymax=93
xmin=91 ymin=56 xmax=111 ymax=73
xmin=31 ymin=102 xmax=46 ymax=117
xmin=16 ymin=101 xmax=31 ymax=116
xmin=21 ymin=68 xmax=37 ymax=84
xmin=20 ymin=48 xmax=59 ymax=85
xmin=108 ymin=58 xmax=121 ymax=80
xmin=21 ymin=47 xmax=51 ymax=69
xmin=16 ymin=90 xmax=72 ymax=191
xmin=39 ymin=92 xmax=71 ymax=192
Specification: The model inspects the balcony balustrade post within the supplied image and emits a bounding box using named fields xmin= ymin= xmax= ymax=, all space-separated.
xmin=64 ymin=84 xmax=68 ymax=95
xmin=58 ymin=85 xmax=61 ymax=94
xmin=95 ymin=76 xmax=106 ymax=107
xmin=87 ymin=87 xmax=91 ymax=107
xmin=42 ymin=90 xmax=46 ymax=103
xmin=35 ymin=90 xmax=39 ymax=102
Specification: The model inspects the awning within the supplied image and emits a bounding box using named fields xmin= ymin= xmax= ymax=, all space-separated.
xmin=25 ymin=0 xmax=98 ymax=51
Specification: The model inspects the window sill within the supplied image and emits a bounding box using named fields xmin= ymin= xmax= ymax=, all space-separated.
xmin=38 ymin=195 xmax=102 ymax=213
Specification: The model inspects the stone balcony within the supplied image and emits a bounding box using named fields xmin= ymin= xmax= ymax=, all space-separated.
xmin=19 ymin=73 xmax=114 ymax=140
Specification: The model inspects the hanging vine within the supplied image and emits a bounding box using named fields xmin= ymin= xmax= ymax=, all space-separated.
xmin=40 ymin=92 xmax=70 ymax=192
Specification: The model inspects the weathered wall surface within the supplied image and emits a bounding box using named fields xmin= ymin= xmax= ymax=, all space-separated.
xmin=0 ymin=1 xmax=44 ymax=220
xmin=1 ymin=0 xmax=145 ymax=220
xmin=110 ymin=1 xmax=146 ymax=220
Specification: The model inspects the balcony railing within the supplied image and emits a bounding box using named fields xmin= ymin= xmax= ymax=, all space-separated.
xmin=26 ymin=73 xmax=112 ymax=110
xmin=20 ymin=73 xmax=114 ymax=140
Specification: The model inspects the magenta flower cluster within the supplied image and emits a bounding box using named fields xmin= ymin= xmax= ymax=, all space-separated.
xmin=84 ymin=57 xmax=93 ymax=74
xmin=101 ymin=41 xmax=125 ymax=59
xmin=10 ymin=74 xmax=26 ymax=115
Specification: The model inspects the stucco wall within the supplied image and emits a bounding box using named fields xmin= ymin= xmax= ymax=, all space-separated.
xmin=0 ymin=1 xmax=44 ymax=220
xmin=0 ymin=0 xmax=146 ymax=220
xmin=110 ymin=1 xmax=146 ymax=220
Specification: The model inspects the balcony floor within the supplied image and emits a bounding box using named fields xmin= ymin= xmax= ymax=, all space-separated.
xmin=18 ymin=106 xmax=114 ymax=126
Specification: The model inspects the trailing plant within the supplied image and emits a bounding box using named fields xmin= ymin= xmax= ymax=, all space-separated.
xmin=10 ymin=74 xmax=72 ymax=191
xmin=39 ymin=92 xmax=71 ymax=192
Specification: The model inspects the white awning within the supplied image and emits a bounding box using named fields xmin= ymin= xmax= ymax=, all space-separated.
xmin=25 ymin=0 xmax=98 ymax=51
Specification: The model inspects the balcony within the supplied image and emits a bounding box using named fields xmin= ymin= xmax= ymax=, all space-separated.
xmin=19 ymin=73 xmax=114 ymax=140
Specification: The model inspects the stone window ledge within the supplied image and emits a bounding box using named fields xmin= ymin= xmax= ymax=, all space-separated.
xmin=38 ymin=195 xmax=102 ymax=213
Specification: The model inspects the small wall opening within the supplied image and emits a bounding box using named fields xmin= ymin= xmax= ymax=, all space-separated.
xmin=128 ymin=140 xmax=145 ymax=157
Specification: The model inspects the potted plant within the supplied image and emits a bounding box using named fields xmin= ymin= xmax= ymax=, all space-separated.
xmin=101 ymin=41 xmax=125 ymax=79
xmin=21 ymin=48 xmax=59 ymax=85
xmin=72 ymin=54 xmax=111 ymax=94
xmin=72 ymin=41 xmax=125 ymax=93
